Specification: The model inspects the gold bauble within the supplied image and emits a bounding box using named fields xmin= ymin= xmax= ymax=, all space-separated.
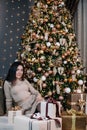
xmin=48 ymin=91 xmax=52 ymax=96
xmin=42 ymin=83 xmax=47 ymax=88
xmin=40 ymin=36 xmax=44 ymax=39
xmin=35 ymin=59 xmax=39 ymax=63
xmin=56 ymin=24 xmax=60 ymax=29
xmin=32 ymin=32 xmax=36 ymax=38
xmin=38 ymin=67 xmax=42 ymax=72
xmin=32 ymin=72 xmax=36 ymax=77
xmin=68 ymin=24 xmax=72 ymax=28
xmin=41 ymin=45 xmax=46 ymax=51
xmin=49 ymin=37 xmax=53 ymax=42
xmin=49 ymin=63 xmax=54 ymax=67
xmin=34 ymin=49 xmax=38 ymax=54
xmin=44 ymin=18 xmax=48 ymax=22
xmin=64 ymin=78 xmax=67 ymax=82
xmin=35 ymin=43 xmax=40 ymax=48
xmin=27 ymin=58 xmax=31 ymax=62
xmin=62 ymin=55 xmax=65 ymax=59
xmin=49 ymin=70 xmax=53 ymax=75
xmin=44 ymin=72 xmax=49 ymax=77
xmin=39 ymin=50 xmax=44 ymax=54
xmin=68 ymin=78 xmax=73 ymax=82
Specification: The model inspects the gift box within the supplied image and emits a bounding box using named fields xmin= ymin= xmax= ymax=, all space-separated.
xmin=8 ymin=110 xmax=22 ymax=124
xmin=62 ymin=112 xmax=86 ymax=130
xmin=40 ymin=98 xmax=61 ymax=118
xmin=66 ymin=93 xmax=86 ymax=112
xmin=14 ymin=115 xmax=62 ymax=130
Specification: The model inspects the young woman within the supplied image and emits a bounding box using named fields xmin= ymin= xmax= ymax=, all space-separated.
xmin=4 ymin=61 xmax=43 ymax=115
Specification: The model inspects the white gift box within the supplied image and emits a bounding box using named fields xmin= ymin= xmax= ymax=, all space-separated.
xmin=14 ymin=115 xmax=62 ymax=130
xmin=14 ymin=116 xmax=47 ymax=130
xmin=8 ymin=110 xmax=22 ymax=124
xmin=14 ymin=116 xmax=30 ymax=130
xmin=40 ymin=101 xmax=61 ymax=118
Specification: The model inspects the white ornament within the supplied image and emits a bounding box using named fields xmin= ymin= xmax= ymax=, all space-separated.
xmin=33 ymin=77 xmax=38 ymax=82
xmin=56 ymin=85 xmax=60 ymax=94
xmin=53 ymin=67 xmax=57 ymax=75
xmin=55 ymin=42 xmax=60 ymax=47
xmin=37 ymin=2 xmax=40 ymax=7
xmin=77 ymin=70 xmax=81 ymax=74
xmin=64 ymin=87 xmax=71 ymax=93
xmin=32 ymin=58 xmax=36 ymax=61
xmin=76 ymin=89 xmax=82 ymax=93
xmin=21 ymin=53 xmax=24 ymax=58
xmin=58 ymin=67 xmax=64 ymax=75
xmin=46 ymin=42 xmax=51 ymax=47
xmin=40 ymin=56 xmax=45 ymax=60
xmin=78 ymin=80 xmax=83 ymax=85
xmin=41 ymin=76 xmax=46 ymax=81
xmin=50 ymin=24 xmax=54 ymax=28
xmin=63 ymin=60 xmax=67 ymax=64
xmin=45 ymin=32 xmax=49 ymax=41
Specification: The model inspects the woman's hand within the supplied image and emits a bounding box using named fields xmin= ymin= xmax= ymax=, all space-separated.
xmin=36 ymin=94 xmax=44 ymax=102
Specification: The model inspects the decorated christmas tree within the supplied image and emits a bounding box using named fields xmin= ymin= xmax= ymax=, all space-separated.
xmin=17 ymin=0 xmax=86 ymax=108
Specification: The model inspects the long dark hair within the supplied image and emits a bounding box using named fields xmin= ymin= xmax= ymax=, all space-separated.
xmin=5 ymin=61 xmax=24 ymax=83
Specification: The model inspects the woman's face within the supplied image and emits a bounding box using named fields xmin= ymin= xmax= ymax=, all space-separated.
xmin=16 ymin=65 xmax=23 ymax=80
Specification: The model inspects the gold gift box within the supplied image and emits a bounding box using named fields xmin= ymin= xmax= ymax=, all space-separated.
xmin=66 ymin=93 xmax=86 ymax=112
xmin=62 ymin=112 xmax=86 ymax=130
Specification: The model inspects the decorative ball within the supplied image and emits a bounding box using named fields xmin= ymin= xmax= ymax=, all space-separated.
xmin=42 ymin=83 xmax=47 ymax=88
xmin=38 ymin=67 xmax=42 ymax=72
xmin=41 ymin=45 xmax=46 ymax=51
xmin=41 ymin=76 xmax=46 ymax=81
xmin=59 ymin=96 xmax=64 ymax=100
xmin=63 ymin=60 xmax=67 ymax=64
xmin=49 ymin=70 xmax=53 ymax=75
xmin=76 ymin=89 xmax=82 ymax=93
xmin=33 ymin=77 xmax=38 ymax=82
xmin=49 ymin=37 xmax=53 ymax=42
xmin=55 ymin=42 xmax=60 ymax=47
xmin=78 ymin=80 xmax=83 ymax=85
xmin=46 ymin=42 xmax=51 ymax=47
xmin=48 ymin=91 xmax=52 ymax=96
xmin=77 ymin=70 xmax=81 ymax=74
xmin=44 ymin=72 xmax=49 ymax=77
xmin=56 ymin=24 xmax=60 ymax=29
xmin=64 ymin=87 xmax=71 ymax=93
xmin=31 ymin=73 xmax=35 ymax=77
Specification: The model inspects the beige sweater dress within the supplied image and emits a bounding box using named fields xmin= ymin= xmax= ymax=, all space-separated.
xmin=4 ymin=79 xmax=40 ymax=114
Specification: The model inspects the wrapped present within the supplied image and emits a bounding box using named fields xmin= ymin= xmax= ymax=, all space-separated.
xmin=40 ymin=97 xmax=61 ymax=118
xmin=14 ymin=115 xmax=62 ymax=130
xmin=66 ymin=93 xmax=86 ymax=112
xmin=32 ymin=118 xmax=62 ymax=130
xmin=8 ymin=106 xmax=22 ymax=124
xmin=62 ymin=111 xmax=86 ymax=130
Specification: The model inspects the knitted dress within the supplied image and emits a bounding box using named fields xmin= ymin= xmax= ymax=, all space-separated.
xmin=4 ymin=79 xmax=40 ymax=114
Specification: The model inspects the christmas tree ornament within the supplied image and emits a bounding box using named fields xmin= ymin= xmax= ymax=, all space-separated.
xmin=64 ymin=87 xmax=71 ymax=93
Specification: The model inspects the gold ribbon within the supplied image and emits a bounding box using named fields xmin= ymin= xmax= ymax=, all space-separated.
xmin=67 ymin=101 xmax=77 ymax=105
xmin=71 ymin=114 xmax=76 ymax=130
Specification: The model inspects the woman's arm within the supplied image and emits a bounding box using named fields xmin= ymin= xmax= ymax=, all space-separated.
xmin=24 ymin=79 xmax=44 ymax=102
xmin=25 ymin=79 xmax=39 ymax=95
xmin=4 ymin=81 xmax=13 ymax=111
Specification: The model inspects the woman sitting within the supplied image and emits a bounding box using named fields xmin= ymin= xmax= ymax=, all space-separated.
xmin=4 ymin=61 xmax=43 ymax=115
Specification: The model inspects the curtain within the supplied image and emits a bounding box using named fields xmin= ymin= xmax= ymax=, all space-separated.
xmin=65 ymin=0 xmax=80 ymax=17
xmin=74 ymin=0 xmax=87 ymax=72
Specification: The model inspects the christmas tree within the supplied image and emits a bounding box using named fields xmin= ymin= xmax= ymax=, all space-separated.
xmin=17 ymin=0 xmax=86 ymax=107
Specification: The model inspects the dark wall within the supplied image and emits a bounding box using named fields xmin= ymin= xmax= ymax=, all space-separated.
xmin=0 ymin=0 xmax=34 ymax=79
